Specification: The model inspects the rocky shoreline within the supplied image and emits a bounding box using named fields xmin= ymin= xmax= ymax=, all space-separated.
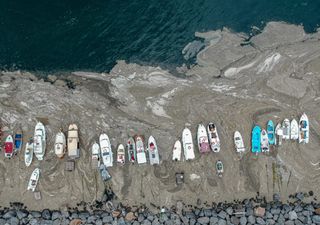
xmin=1 ymin=192 xmax=320 ymax=225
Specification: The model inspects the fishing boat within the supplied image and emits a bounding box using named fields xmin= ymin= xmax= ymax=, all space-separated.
xmin=127 ymin=137 xmax=136 ymax=163
xmin=135 ymin=135 xmax=147 ymax=164
xmin=251 ymin=125 xmax=261 ymax=154
xmin=4 ymin=135 xmax=14 ymax=158
xmin=100 ymin=133 xmax=113 ymax=167
xmin=216 ymin=160 xmax=224 ymax=178
xmin=290 ymin=119 xmax=299 ymax=140
xmin=275 ymin=123 xmax=283 ymax=146
xmin=91 ymin=142 xmax=100 ymax=169
xmin=148 ymin=136 xmax=160 ymax=165
xmin=172 ymin=140 xmax=182 ymax=161
xmin=24 ymin=138 xmax=33 ymax=167
xmin=27 ymin=168 xmax=40 ymax=192
xmin=67 ymin=124 xmax=79 ymax=159
xmin=14 ymin=129 xmax=23 ymax=153
xmin=197 ymin=124 xmax=210 ymax=153
xmin=299 ymin=113 xmax=309 ymax=144
xmin=282 ymin=119 xmax=290 ymax=140
xmin=234 ymin=131 xmax=245 ymax=153
xmin=267 ymin=120 xmax=275 ymax=145
xmin=117 ymin=144 xmax=126 ymax=165
xmin=99 ymin=164 xmax=112 ymax=181
xmin=54 ymin=131 xmax=66 ymax=158
xmin=261 ymin=129 xmax=269 ymax=153
xmin=182 ymin=128 xmax=195 ymax=160
xmin=207 ymin=122 xmax=220 ymax=152
xmin=34 ymin=122 xmax=46 ymax=160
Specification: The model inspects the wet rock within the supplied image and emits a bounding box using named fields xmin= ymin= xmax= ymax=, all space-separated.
xmin=256 ymin=217 xmax=266 ymax=224
xmin=289 ymin=211 xmax=298 ymax=220
xmin=247 ymin=215 xmax=255 ymax=224
xmin=197 ymin=216 xmax=210 ymax=224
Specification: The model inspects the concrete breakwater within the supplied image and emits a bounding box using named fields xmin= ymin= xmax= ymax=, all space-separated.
xmin=1 ymin=192 xmax=320 ymax=225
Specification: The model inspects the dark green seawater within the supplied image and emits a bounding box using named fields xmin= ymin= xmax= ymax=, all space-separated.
xmin=1 ymin=0 xmax=320 ymax=73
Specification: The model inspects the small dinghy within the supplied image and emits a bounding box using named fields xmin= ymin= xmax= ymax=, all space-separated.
xmin=4 ymin=135 xmax=14 ymax=158
xmin=282 ymin=119 xmax=290 ymax=140
xmin=24 ymin=138 xmax=33 ymax=167
xmin=148 ymin=136 xmax=160 ymax=165
xmin=127 ymin=137 xmax=136 ymax=163
xmin=290 ymin=119 xmax=299 ymax=140
xmin=91 ymin=142 xmax=100 ymax=169
xmin=100 ymin=133 xmax=113 ymax=167
xmin=172 ymin=140 xmax=182 ymax=161
xmin=135 ymin=135 xmax=147 ymax=164
xmin=54 ymin=131 xmax=66 ymax=158
xmin=207 ymin=122 xmax=220 ymax=152
xmin=261 ymin=129 xmax=269 ymax=153
xmin=234 ymin=131 xmax=245 ymax=153
xmin=216 ymin=160 xmax=224 ymax=178
xmin=299 ymin=113 xmax=309 ymax=144
xmin=34 ymin=122 xmax=46 ymax=160
xmin=182 ymin=128 xmax=195 ymax=160
xmin=117 ymin=144 xmax=126 ymax=165
xmin=251 ymin=125 xmax=261 ymax=154
xmin=14 ymin=129 xmax=23 ymax=153
xmin=197 ymin=124 xmax=210 ymax=153
xmin=27 ymin=168 xmax=40 ymax=192
xmin=99 ymin=164 xmax=112 ymax=181
xmin=267 ymin=120 xmax=275 ymax=145
xmin=275 ymin=123 xmax=283 ymax=146
xmin=67 ymin=124 xmax=79 ymax=159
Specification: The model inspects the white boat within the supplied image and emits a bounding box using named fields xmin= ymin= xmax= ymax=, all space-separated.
xmin=67 ymin=124 xmax=79 ymax=159
xmin=172 ymin=140 xmax=182 ymax=161
xmin=234 ymin=131 xmax=245 ymax=153
xmin=54 ymin=131 xmax=66 ymax=158
xmin=148 ymin=136 xmax=160 ymax=165
xmin=207 ymin=122 xmax=220 ymax=152
xmin=290 ymin=119 xmax=299 ymax=140
xmin=27 ymin=168 xmax=40 ymax=192
xmin=261 ymin=129 xmax=269 ymax=152
xmin=182 ymin=128 xmax=195 ymax=160
xmin=282 ymin=119 xmax=290 ymax=140
xmin=91 ymin=142 xmax=100 ymax=169
xmin=116 ymin=144 xmax=125 ymax=165
xmin=24 ymin=138 xmax=33 ymax=167
xmin=100 ymin=133 xmax=113 ymax=167
xmin=197 ymin=124 xmax=210 ymax=153
xmin=275 ymin=123 xmax=283 ymax=146
xmin=299 ymin=113 xmax=309 ymax=144
xmin=33 ymin=122 xmax=46 ymax=161
xmin=135 ymin=135 xmax=147 ymax=164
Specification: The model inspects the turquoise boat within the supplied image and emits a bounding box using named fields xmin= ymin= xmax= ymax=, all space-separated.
xmin=267 ymin=120 xmax=275 ymax=145
xmin=252 ymin=125 xmax=261 ymax=153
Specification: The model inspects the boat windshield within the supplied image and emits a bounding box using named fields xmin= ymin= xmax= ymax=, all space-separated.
xmin=103 ymin=152 xmax=110 ymax=156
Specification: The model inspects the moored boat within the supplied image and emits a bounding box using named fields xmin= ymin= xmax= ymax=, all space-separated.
xmin=25 ymin=138 xmax=33 ymax=167
xmin=117 ymin=144 xmax=126 ymax=165
xmin=282 ymin=119 xmax=290 ymax=140
xmin=91 ymin=142 xmax=100 ymax=169
xmin=261 ymin=129 xmax=269 ymax=153
xmin=127 ymin=137 xmax=136 ymax=163
xmin=172 ymin=140 xmax=182 ymax=161
xmin=100 ymin=133 xmax=113 ymax=167
xmin=216 ymin=160 xmax=224 ymax=178
xmin=197 ymin=124 xmax=210 ymax=153
xmin=182 ymin=128 xmax=195 ymax=160
xmin=290 ymin=119 xmax=299 ymax=140
xmin=67 ymin=124 xmax=79 ymax=159
xmin=4 ymin=135 xmax=14 ymax=158
xmin=275 ymin=123 xmax=283 ymax=146
xmin=299 ymin=113 xmax=309 ymax=144
xmin=251 ymin=125 xmax=261 ymax=154
xmin=34 ymin=122 xmax=46 ymax=160
xmin=54 ymin=131 xmax=66 ymax=158
xmin=234 ymin=131 xmax=245 ymax=153
xmin=267 ymin=120 xmax=275 ymax=145
xmin=207 ymin=122 xmax=220 ymax=152
xmin=14 ymin=129 xmax=23 ymax=153
xmin=27 ymin=168 xmax=40 ymax=192
xmin=148 ymin=136 xmax=160 ymax=165
xmin=135 ymin=135 xmax=147 ymax=164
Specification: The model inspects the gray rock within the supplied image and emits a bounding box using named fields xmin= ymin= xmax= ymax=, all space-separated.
xmin=273 ymin=193 xmax=281 ymax=202
xmin=248 ymin=215 xmax=255 ymax=224
xmin=9 ymin=217 xmax=19 ymax=225
xmin=60 ymin=218 xmax=70 ymax=225
xmin=87 ymin=215 xmax=96 ymax=223
xmin=16 ymin=210 xmax=28 ymax=219
xmin=173 ymin=219 xmax=181 ymax=225
xmin=185 ymin=212 xmax=195 ymax=219
xmin=190 ymin=218 xmax=196 ymax=225
xmin=277 ymin=214 xmax=285 ymax=224
xmin=142 ymin=219 xmax=152 ymax=225
xmin=181 ymin=216 xmax=189 ymax=224
xmin=218 ymin=219 xmax=226 ymax=225
xmin=195 ymin=209 xmax=201 ymax=216
xmin=204 ymin=209 xmax=212 ymax=217
xmin=118 ymin=217 xmax=126 ymax=225
xmin=266 ymin=212 xmax=273 ymax=219
xmin=132 ymin=221 xmax=140 ymax=225
xmin=284 ymin=221 xmax=294 ymax=225
xmin=256 ymin=217 xmax=266 ymax=225
xmin=31 ymin=211 xmax=42 ymax=218
xmin=313 ymin=215 xmax=320 ymax=224
xmin=103 ymin=215 xmax=113 ymax=223
xmin=95 ymin=219 xmax=103 ymax=225
xmin=218 ymin=211 xmax=227 ymax=219
xmin=51 ymin=211 xmax=62 ymax=220
xmin=138 ymin=214 xmax=145 ymax=222
xmin=295 ymin=192 xmax=304 ymax=201
xmin=79 ymin=212 xmax=90 ymax=221
xmin=294 ymin=205 xmax=303 ymax=212
xmin=40 ymin=220 xmax=53 ymax=225
xmin=197 ymin=217 xmax=210 ymax=224
xmin=230 ymin=216 xmax=240 ymax=225
xmin=273 ymin=214 xmax=279 ymax=221
xmin=147 ymin=215 xmax=154 ymax=221
xmin=304 ymin=204 xmax=314 ymax=212
xmin=239 ymin=216 xmax=247 ymax=225
xmin=294 ymin=219 xmax=304 ymax=225
xmin=246 ymin=207 xmax=254 ymax=216
xmin=3 ymin=210 xmax=17 ymax=219
xmin=210 ymin=216 xmax=219 ymax=224
xmin=0 ymin=219 xmax=5 ymax=225
xmin=271 ymin=208 xmax=281 ymax=215
xmin=152 ymin=218 xmax=160 ymax=225
xmin=53 ymin=219 xmax=61 ymax=225
xmin=42 ymin=209 xmax=51 ymax=220
xmin=70 ymin=212 xmax=78 ymax=219
xmin=29 ymin=218 xmax=39 ymax=225
xmin=289 ymin=211 xmax=298 ymax=220
xmin=226 ymin=207 xmax=233 ymax=216
xmin=60 ymin=211 xmax=69 ymax=219
xmin=266 ymin=219 xmax=276 ymax=225
xmin=302 ymin=211 xmax=311 ymax=217
xmin=283 ymin=205 xmax=291 ymax=213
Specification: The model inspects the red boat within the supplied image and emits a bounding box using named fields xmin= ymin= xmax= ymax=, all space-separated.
xmin=4 ymin=135 xmax=14 ymax=158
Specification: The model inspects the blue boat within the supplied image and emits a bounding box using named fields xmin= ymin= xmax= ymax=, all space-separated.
xmin=14 ymin=132 xmax=23 ymax=152
xmin=251 ymin=125 xmax=261 ymax=154
xmin=267 ymin=120 xmax=275 ymax=145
